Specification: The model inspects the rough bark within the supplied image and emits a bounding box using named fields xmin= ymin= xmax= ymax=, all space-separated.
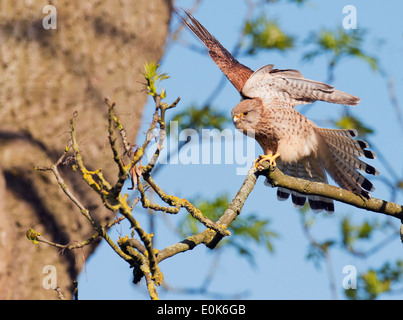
xmin=0 ymin=0 xmax=172 ymax=299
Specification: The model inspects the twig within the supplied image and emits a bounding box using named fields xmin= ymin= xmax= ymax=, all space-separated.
xmin=207 ymin=165 xmax=259 ymax=249
xmin=143 ymin=173 xmax=230 ymax=237
xmin=55 ymin=287 xmax=67 ymax=300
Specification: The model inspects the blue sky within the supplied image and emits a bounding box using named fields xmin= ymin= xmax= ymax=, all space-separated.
xmin=77 ymin=0 xmax=403 ymax=300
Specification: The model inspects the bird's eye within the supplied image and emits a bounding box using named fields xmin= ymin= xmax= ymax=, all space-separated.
xmin=242 ymin=111 xmax=249 ymax=116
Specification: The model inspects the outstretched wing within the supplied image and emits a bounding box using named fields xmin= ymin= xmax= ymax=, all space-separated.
xmin=180 ymin=11 xmax=360 ymax=107
xmin=241 ymin=65 xmax=360 ymax=107
xmin=179 ymin=10 xmax=254 ymax=93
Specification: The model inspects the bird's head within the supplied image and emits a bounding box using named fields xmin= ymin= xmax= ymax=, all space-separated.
xmin=231 ymin=98 xmax=263 ymax=132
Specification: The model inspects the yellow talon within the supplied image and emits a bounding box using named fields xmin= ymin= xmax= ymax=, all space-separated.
xmin=254 ymin=153 xmax=280 ymax=168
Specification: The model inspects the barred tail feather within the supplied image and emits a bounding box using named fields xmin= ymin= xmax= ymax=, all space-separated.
xmin=277 ymin=187 xmax=290 ymax=201
xmin=272 ymin=160 xmax=334 ymax=213
xmin=315 ymin=128 xmax=376 ymax=160
xmin=315 ymin=127 xmax=378 ymax=199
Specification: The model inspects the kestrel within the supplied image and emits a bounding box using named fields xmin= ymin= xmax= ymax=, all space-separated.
xmin=232 ymin=98 xmax=378 ymax=212
xmin=181 ymin=11 xmax=377 ymax=212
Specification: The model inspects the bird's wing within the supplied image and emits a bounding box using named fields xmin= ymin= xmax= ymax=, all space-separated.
xmin=241 ymin=64 xmax=360 ymax=107
xmin=179 ymin=10 xmax=254 ymax=93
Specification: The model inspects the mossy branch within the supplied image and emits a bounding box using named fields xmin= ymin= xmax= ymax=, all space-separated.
xmin=259 ymin=163 xmax=403 ymax=221
xmin=158 ymin=161 xmax=403 ymax=260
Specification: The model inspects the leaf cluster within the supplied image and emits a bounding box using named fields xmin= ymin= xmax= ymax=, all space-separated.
xmin=242 ymin=14 xmax=295 ymax=54
xmin=335 ymin=114 xmax=374 ymax=138
xmin=143 ymin=62 xmax=170 ymax=98
xmin=346 ymin=260 xmax=403 ymax=300
xmin=304 ymin=28 xmax=378 ymax=71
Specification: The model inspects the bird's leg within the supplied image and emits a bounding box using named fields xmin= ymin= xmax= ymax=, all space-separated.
xmin=254 ymin=153 xmax=280 ymax=168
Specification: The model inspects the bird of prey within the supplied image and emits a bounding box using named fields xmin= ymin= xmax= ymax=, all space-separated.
xmin=231 ymin=98 xmax=378 ymax=212
xmin=180 ymin=11 xmax=377 ymax=212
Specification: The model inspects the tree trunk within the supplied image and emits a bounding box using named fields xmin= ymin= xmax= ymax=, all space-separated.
xmin=0 ymin=0 xmax=172 ymax=299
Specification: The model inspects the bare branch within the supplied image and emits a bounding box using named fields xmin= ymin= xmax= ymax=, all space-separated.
xmin=260 ymin=164 xmax=403 ymax=221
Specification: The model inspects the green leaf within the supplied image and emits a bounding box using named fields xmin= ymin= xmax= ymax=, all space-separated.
xmin=361 ymin=270 xmax=391 ymax=299
xmin=160 ymin=88 xmax=166 ymax=99
xmin=334 ymin=115 xmax=374 ymax=137
xmin=242 ymin=14 xmax=294 ymax=54
xmin=26 ymin=228 xmax=41 ymax=244
xmin=341 ymin=217 xmax=377 ymax=250
xmin=143 ymin=61 xmax=170 ymax=97
xmin=303 ymin=28 xmax=379 ymax=71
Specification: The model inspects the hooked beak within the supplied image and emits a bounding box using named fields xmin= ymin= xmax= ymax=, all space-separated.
xmin=233 ymin=115 xmax=240 ymax=124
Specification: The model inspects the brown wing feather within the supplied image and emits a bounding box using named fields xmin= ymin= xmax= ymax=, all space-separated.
xmin=179 ymin=10 xmax=253 ymax=92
